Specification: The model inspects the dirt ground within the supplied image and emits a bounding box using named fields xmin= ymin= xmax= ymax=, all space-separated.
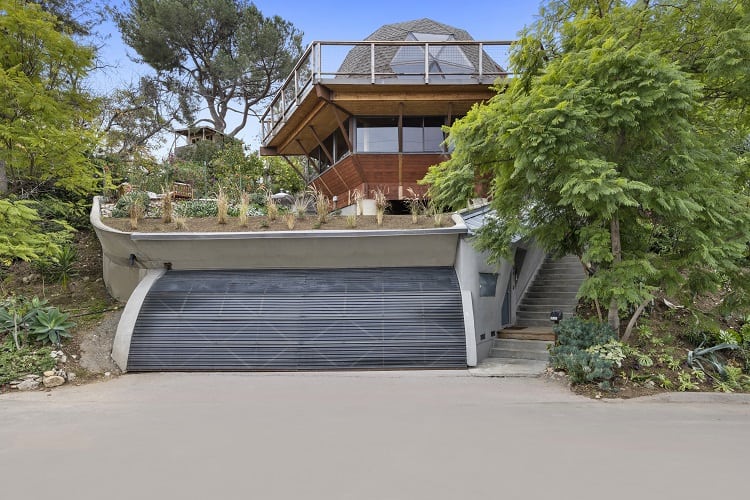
xmin=103 ymin=213 xmax=454 ymax=232
xmin=1 ymin=230 xmax=122 ymax=392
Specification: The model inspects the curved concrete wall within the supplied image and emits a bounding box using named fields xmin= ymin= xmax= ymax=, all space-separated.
xmin=91 ymin=197 xmax=468 ymax=302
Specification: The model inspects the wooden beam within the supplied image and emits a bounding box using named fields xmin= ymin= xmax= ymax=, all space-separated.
xmin=309 ymin=126 xmax=334 ymax=165
xmin=332 ymin=107 xmax=353 ymax=152
xmin=278 ymin=99 xmax=327 ymax=152
xmin=311 ymin=172 xmax=335 ymax=198
xmin=280 ymin=155 xmax=307 ymax=182
xmin=259 ymin=146 xmax=277 ymax=156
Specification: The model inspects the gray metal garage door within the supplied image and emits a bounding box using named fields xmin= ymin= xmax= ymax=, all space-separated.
xmin=127 ymin=267 xmax=466 ymax=371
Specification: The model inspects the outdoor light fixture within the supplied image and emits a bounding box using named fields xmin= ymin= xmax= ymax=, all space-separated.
xmin=550 ymin=310 xmax=563 ymax=324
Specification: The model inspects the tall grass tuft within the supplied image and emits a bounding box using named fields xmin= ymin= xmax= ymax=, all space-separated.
xmin=238 ymin=192 xmax=250 ymax=227
xmin=345 ymin=214 xmax=357 ymax=228
xmin=428 ymin=199 xmax=445 ymax=227
xmin=372 ymin=187 xmax=389 ymax=226
xmin=350 ymin=188 xmax=365 ymax=216
xmin=161 ymin=185 xmax=174 ymax=223
xmin=293 ymin=193 xmax=310 ymax=219
xmin=216 ymin=186 xmax=228 ymax=224
xmin=312 ymin=187 xmax=330 ymax=224
xmin=405 ymin=188 xmax=424 ymax=224
xmin=129 ymin=197 xmax=145 ymax=230
xmin=265 ymin=190 xmax=279 ymax=222
xmin=284 ymin=212 xmax=296 ymax=230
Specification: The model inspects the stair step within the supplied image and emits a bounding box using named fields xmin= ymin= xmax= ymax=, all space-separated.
xmin=489 ymin=347 xmax=550 ymax=361
xmin=517 ymin=318 xmax=564 ymax=327
xmin=525 ymin=285 xmax=582 ymax=293
xmin=498 ymin=329 xmax=556 ymax=341
xmin=517 ymin=311 xmax=569 ymax=320
xmin=531 ymin=278 xmax=585 ymax=284
xmin=493 ymin=338 xmax=553 ymax=351
xmin=523 ymin=292 xmax=579 ymax=300
xmin=518 ymin=304 xmax=577 ymax=312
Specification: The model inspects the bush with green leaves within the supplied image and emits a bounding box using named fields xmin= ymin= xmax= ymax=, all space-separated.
xmin=0 ymin=338 xmax=56 ymax=385
xmin=553 ymin=317 xmax=617 ymax=351
xmin=0 ymin=199 xmax=73 ymax=267
xmin=111 ymin=191 xmax=152 ymax=218
xmin=32 ymin=307 xmax=75 ymax=345
xmin=33 ymin=244 xmax=78 ymax=290
xmin=550 ymin=318 xmax=618 ymax=384
xmin=175 ymin=199 xmax=218 ymax=218
xmin=0 ymin=296 xmax=75 ymax=348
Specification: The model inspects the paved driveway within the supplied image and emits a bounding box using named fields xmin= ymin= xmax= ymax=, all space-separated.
xmin=2 ymin=372 xmax=748 ymax=500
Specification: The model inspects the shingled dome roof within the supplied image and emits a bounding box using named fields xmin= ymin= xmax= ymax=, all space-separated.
xmin=337 ymin=18 xmax=503 ymax=79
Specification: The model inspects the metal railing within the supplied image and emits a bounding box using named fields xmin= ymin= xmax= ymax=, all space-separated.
xmin=260 ymin=40 xmax=513 ymax=144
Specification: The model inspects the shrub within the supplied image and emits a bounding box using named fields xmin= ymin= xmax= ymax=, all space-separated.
xmin=0 ymin=339 xmax=56 ymax=385
xmin=553 ymin=317 xmax=617 ymax=350
xmin=550 ymin=318 xmax=618 ymax=384
xmin=0 ymin=297 xmax=74 ymax=348
xmin=31 ymin=307 xmax=75 ymax=345
xmin=111 ymin=191 xmax=151 ymax=218
xmin=550 ymin=350 xmax=616 ymax=384
xmin=175 ymin=199 xmax=218 ymax=218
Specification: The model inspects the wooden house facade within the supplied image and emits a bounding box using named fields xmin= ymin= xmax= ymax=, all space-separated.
xmin=259 ymin=19 xmax=511 ymax=207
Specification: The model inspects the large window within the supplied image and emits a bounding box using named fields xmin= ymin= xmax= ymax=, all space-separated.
xmin=403 ymin=116 xmax=445 ymax=152
xmin=355 ymin=117 xmax=398 ymax=152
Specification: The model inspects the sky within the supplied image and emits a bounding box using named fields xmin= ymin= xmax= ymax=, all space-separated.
xmin=94 ymin=0 xmax=542 ymax=158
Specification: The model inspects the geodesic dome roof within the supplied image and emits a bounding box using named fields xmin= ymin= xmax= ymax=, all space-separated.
xmin=336 ymin=18 xmax=503 ymax=78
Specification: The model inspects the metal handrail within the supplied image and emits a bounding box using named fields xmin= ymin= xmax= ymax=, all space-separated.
xmin=260 ymin=40 xmax=513 ymax=144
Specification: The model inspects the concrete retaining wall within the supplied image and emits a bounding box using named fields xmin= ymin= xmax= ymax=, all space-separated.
xmin=91 ymin=197 xmax=468 ymax=302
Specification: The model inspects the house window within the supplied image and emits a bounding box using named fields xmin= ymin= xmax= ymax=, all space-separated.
xmin=355 ymin=117 xmax=398 ymax=152
xmin=479 ymin=273 xmax=498 ymax=297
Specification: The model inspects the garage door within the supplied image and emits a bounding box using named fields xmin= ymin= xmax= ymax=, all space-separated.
xmin=127 ymin=267 xmax=466 ymax=371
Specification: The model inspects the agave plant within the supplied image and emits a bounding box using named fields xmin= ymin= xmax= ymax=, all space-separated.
xmin=31 ymin=307 xmax=75 ymax=345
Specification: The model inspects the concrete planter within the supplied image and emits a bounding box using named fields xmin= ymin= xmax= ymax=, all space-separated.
xmin=90 ymin=196 xmax=468 ymax=302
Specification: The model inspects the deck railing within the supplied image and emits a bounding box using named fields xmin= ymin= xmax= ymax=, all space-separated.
xmin=260 ymin=40 xmax=513 ymax=144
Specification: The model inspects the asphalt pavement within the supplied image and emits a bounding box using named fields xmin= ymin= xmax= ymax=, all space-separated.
xmin=1 ymin=371 xmax=748 ymax=500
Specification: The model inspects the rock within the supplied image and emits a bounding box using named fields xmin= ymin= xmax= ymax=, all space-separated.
xmin=645 ymin=380 xmax=656 ymax=389
xmin=17 ymin=379 xmax=40 ymax=391
xmin=59 ymin=354 xmax=67 ymax=363
xmin=104 ymin=372 xmax=111 ymax=377
xmin=71 ymin=354 xmax=78 ymax=360
xmin=66 ymin=371 xmax=76 ymax=382
xmin=43 ymin=375 xmax=65 ymax=388
xmin=43 ymin=370 xmax=56 ymax=377
xmin=23 ymin=374 xmax=40 ymax=380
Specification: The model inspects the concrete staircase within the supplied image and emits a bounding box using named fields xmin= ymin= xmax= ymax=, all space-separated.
xmin=477 ymin=255 xmax=585 ymax=374
xmin=489 ymin=338 xmax=552 ymax=361
xmin=515 ymin=254 xmax=586 ymax=328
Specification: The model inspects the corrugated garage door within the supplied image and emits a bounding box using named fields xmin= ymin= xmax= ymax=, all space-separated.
xmin=127 ymin=267 xmax=466 ymax=371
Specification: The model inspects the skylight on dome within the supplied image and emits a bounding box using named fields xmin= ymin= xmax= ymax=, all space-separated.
xmin=391 ymin=31 xmax=474 ymax=78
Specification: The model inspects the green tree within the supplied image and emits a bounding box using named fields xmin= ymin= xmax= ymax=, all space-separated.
xmin=0 ymin=0 xmax=100 ymax=196
xmin=423 ymin=0 xmax=750 ymax=333
xmin=115 ymin=0 xmax=303 ymax=136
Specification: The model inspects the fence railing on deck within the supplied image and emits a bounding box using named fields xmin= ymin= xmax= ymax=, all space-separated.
xmin=260 ymin=40 xmax=513 ymax=144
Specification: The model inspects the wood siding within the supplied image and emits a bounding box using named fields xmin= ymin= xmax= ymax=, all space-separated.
xmin=311 ymin=153 xmax=447 ymax=203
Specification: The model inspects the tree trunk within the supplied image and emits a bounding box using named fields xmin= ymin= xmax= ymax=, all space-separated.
xmin=0 ymin=159 xmax=8 ymax=195
xmin=608 ymin=214 xmax=622 ymax=333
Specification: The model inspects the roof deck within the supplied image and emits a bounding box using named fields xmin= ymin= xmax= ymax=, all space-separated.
xmin=260 ymin=40 xmax=512 ymax=154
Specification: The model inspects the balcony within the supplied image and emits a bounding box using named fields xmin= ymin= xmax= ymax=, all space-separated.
xmin=260 ymin=40 xmax=512 ymax=148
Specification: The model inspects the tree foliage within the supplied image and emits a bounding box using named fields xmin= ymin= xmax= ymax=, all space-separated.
xmin=0 ymin=0 xmax=100 ymax=196
xmin=424 ymin=0 xmax=750 ymax=330
xmin=115 ymin=0 xmax=303 ymax=136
